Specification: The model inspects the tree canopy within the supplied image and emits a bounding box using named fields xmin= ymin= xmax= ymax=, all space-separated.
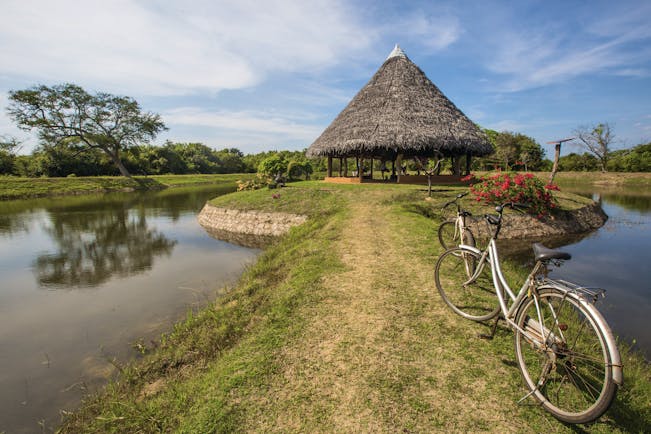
xmin=7 ymin=83 xmax=166 ymax=177
xmin=476 ymin=129 xmax=546 ymax=171
xmin=574 ymin=122 xmax=614 ymax=173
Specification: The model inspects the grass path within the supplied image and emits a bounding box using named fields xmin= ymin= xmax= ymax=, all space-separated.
xmin=238 ymin=190 xmax=536 ymax=432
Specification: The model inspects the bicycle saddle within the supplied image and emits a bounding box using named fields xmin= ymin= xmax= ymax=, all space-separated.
xmin=532 ymin=243 xmax=571 ymax=262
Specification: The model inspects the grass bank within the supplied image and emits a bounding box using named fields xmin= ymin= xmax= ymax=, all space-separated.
xmin=540 ymin=171 xmax=651 ymax=188
xmin=0 ymin=174 xmax=254 ymax=200
xmin=58 ymin=183 xmax=650 ymax=433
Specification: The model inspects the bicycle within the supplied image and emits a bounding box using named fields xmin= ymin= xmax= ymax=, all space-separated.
xmin=434 ymin=203 xmax=622 ymax=424
xmin=438 ymin=192 xmax=475 ymax=250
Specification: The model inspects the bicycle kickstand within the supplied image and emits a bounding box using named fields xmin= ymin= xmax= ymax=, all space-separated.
xmin=479 ymin=315 xmax=501 ymax=340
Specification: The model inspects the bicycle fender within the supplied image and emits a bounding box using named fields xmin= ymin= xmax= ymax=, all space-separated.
xmin=459 ymin=244 xmax=481 ymax=255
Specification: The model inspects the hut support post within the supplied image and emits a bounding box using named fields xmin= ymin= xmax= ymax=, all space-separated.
xmin=465 ymin=152 xmax=472 ymax=176
xmin=452 ymin=156 xmax=461 ymax=177
xmin=396 ymin=154 xmax=403 ymax=183
xmin=338 ymin=158 xmax=343 ymax=177
xmin=344 ymin=158 xmax=348 ymax=177
xmin=359 ymin=158 xmax=364 ymax=182
xmin=370 ymin=158 xmax=373 ymax=180
xmin=327 ymin=156 xmax=333 ymax=178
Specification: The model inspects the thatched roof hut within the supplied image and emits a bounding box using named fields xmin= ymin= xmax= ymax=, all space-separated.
xmin=307 ymin=45 xmax=492 ymax=182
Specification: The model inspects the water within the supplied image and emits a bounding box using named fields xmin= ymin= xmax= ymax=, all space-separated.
xmin=548 ymin=186 xmax=651 ymax=360
xmin=0 ymin=185 xmax=259 ymax=433
xmin=500 ymin=185 xmax=651 ymax=361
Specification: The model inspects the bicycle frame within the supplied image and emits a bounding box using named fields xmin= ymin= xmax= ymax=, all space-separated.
xmin=460 ymin=239 xmax=553 ymax=345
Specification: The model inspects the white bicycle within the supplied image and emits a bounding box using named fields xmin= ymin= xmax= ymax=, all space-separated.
xmin=434 ymin=203 xmax=623 ymax=424
xmin=438 ymin=192 xmax=475 ymax=250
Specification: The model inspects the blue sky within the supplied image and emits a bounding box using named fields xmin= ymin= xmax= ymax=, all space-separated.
xmin=1 ymin=0 xmax=650 ymax=157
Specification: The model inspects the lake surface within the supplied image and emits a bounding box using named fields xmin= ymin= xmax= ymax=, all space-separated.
xmin=547 ymin=186 xmax=651 ymax=360
xmin=500 ymin=185 xmax=651 ymax=361
xmin=0 ymin=185 xmax=259 ymax=433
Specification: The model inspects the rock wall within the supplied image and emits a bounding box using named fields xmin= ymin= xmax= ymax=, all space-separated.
xmin=465 ymin=202 xmax=608 ymax=240
xmin=197 ymin=204 xmax=308 ymax=248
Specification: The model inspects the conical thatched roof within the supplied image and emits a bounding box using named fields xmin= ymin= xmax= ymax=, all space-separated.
xmin=306 ymin=45 xmax=492 ymax=158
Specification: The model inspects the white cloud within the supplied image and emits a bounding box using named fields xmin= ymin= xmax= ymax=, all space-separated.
xmin=484 ymin=119 xmax=526 ymax=132
xmin=0 ymin=0 xmax=375 ymax=96
xmin=162 ymin=107 xmax=324 ymax=150
xmin=400 ymin=14 xmax=461 ymax=51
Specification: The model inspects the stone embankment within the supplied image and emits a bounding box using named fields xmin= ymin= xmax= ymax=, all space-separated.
xmin=199 ymin=200 xmax=607 ymax=248
xmin=466 ymin=202 xmax=608 ymax=240
xmin=198 ymin=203 xmax=308 ymax=248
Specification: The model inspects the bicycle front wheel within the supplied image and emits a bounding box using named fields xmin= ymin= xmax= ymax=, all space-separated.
xmin=434 ymin=248 xmax=499 ymax=321
xmin=514 ymin=288 xmax=618 ymax=424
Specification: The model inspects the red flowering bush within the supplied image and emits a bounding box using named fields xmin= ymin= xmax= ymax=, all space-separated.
xmin=466 ymin=172 xmax=560 ymax=217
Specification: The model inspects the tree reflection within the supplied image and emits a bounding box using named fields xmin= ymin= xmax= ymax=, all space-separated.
xmin=35 ymin=205 xmax=176 ymax=288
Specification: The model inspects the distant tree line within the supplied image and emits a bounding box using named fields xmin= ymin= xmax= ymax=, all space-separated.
xmin=0 ymin=138 xmax=322 ymax=178
xmin=558 ymin=142 xmax=651 ymax=172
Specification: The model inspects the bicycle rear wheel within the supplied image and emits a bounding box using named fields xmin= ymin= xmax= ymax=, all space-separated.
xmin=438 ymin=221 xmax=475 ymax=250
xmin=437 ymin=221 xmax=457 ymax=250
xmin=434 ymin=248 xmax=499 ymax=321
xmin=514 ymin=288 xmax=618 ymax=424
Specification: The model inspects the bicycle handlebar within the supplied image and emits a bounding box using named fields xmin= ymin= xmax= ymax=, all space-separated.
xmin=485 ymin=202 xmax=531 ymax=226
xmin=441 ymin=192 xmax=469 ymax=209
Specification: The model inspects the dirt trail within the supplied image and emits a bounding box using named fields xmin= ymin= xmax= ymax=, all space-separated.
xmin=260 ymin=191 xmax=521 ymax=433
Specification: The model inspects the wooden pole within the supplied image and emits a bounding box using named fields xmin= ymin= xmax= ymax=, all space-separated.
xmin=327 ymin=156 xmax=332 ymax=178
xmin=396 ymin=154 xmax=403 ymax=183
xmin=550 ymin=144 xmax=561 ymax=183
xmin=359 ymin=158 xmax=364 ymax=182
xmin=338 ymin=157 xmax=343 ymax=177
xmin=547 ymin=137 xmax=574 ymax=184
xmin=344 ymin=158 xmax=348 ymax=177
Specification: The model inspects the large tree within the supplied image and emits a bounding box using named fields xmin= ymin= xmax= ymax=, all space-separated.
xmin=574 ymin=122 xmax=614 ymax=173
xmin=7 ymin=83 xmax=166 ymax=177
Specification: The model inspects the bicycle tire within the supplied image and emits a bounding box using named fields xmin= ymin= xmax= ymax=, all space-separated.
xmin=437 ymin=220 xmax=457 ymax=250
xmin=514 ymin=288 xmax=618 ymax=424
xmin=434 ymin=247 xmax=500 ymax=321
xmin=463 ymin=228 xmax=476 ymax=248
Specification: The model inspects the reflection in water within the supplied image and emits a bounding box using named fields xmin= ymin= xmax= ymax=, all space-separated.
xmin=563 ymin=185 xmax=651 ymax=212
xmin=201 ymin=225 xmax=277 ymax=248
xmin=36 ymin=207 xmax=176 ymax=288
xmin=0 ymin=184 xmax=258 ymax=434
